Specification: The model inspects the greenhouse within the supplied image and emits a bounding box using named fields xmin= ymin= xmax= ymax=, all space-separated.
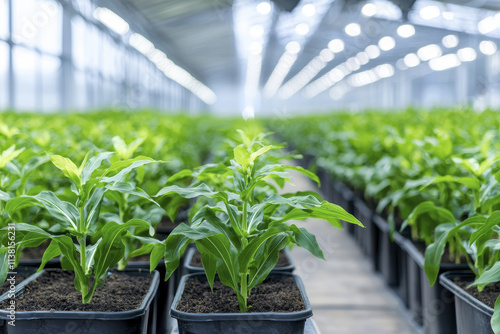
xmin=1 ymin=0 xmax=500 ymax=333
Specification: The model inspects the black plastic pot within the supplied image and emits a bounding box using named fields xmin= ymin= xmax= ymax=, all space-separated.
xmin=353 ymin=198 xmax=377 ymax=269
xmin=393 ymin=233 xmax=409 ymax=307
xmin=182 ymin=247 xmax=295 ymax=275
xmin=171 ymin=273 xmax=312 ymax=334
xmin=404 ymin=239 xmax=468 ymax=334
xmin=316 ymin=166 xmax=333 ymax=201
xmin=18 ymin=257 xmax=61 ymax=268
xmin=0 ymin=269 xmax=159 ymax=334
xmin=333 ymin=182 xmax=355 ymax=235
xmin=127 ymin=259 xmax=169 ymax=334
xmin=373 ymin=215 xmax=398 ymax=286
xmin=440 ymin=271 xmax=493 ymax=334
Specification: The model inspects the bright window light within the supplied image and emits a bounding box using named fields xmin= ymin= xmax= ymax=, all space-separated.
xmin=478 ymin=16 xmax=497 ymax=35
xmin=346 ymin=57 xmax=361 ymax=71
xmin=256 ymin=2 xmax=271 ymax=15
xmin=404 ymin=53 xmax=420 ymax=67
xmin=249 ymin=42 xmax=262 ymax=55
xmin=378 ymin=36 xmax=395 ymax=51
xmin=250 ymin=25 xmax=264 ymax=38
xmin=397 ymin=24 xmax=415 ymax=38
xmin=129 ymin=33 xmax=154 ymax=55
xmin=396 ymin=59 xmax=408 ymax=70
xmin=319 ymin=49 xmax=334 ymax=62
xmin=442 ymin=11 xmax=454 ymax=20
xmin=442 ymin=35 xmax=459 ymax=48
xmin=295 ymin=23 xmax=310 ymax=35
xmin=356 ymin=52 xmax=369 ymax=65
xmin=429 ymin=54 xmax=460 ymax=71
xmin=420 ymin=5 xmax=440 ymax=20
xmin=479 ymin=40 xmax=497 ymax=55
xmin=328 ymin=39 xmax=344 ymax=53
xmin=361 ymin=3 xmax=376 ymax=17
xmin=365 ymin=45 xmax=380 ymax=59
xmin=417 ymin=44 xmax=442 ymax=61
xmin=457 ymin=47 xmax=476 ymax=62
xmin=345 ymin=23 xmax=361 ymax=37
xmin=286 ymin=41 xmax=301 ymax=54
xmin=93 ymin=7 xmax=129 ymax=35
xmin=302 ymin=4 xmax=316 ymax=17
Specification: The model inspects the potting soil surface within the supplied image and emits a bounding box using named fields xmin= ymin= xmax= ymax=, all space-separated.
xmin=0 ymin=270 xmax=151 ymax=312
xmin=454 ymin=278 xmax=500 ymax=309
xmin=177 ymin=276 xmax=304 ymax=313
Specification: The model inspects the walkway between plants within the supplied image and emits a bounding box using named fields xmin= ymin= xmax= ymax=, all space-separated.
xmin=282 ymin=169 xmax=421 ymax=334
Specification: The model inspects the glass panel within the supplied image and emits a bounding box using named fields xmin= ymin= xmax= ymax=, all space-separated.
xmin=0 ymin=0 xmax=8 ymax=40
xmin=38 ymin=0 xmax=62 ymax=55
xmin=13 ymin=46 xmax=39 ymax=111
xmin=0 ymin=41 xmax=8 ymax=110
xmin=13 ymin=0 xmax=61 ymax=54
xmin=71 ymin=16 xmax=86 ymax=70
xmin=41 ymin=54 xmax=60 ymax=112
xmin=73 ymin=70 xmax=87 ymax=110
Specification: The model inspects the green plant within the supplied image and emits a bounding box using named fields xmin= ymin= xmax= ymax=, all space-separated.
xmin=2 ymin=152 xmax=158 ymax=303
xmin=153 ymin=134 xmax=363 ymax=312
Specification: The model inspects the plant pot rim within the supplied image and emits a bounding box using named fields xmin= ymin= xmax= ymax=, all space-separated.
xmin=170 ymin=272 xmax=313 ymax=322
xmin=402 ymin=236 xmax=470 ymax=270
xmin=440 ymin=270 xmax=494 ymax=316
xmin=0 ymin=268 xmax=160 ymax=321
xmin=183 ymin=247 xmax=295 ymax=273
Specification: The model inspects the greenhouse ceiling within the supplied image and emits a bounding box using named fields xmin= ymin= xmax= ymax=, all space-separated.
xmin=96 ymin=0 xmax=500 ymax=113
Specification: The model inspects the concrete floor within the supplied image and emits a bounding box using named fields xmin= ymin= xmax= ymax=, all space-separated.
xmin=282 ymin=170 xmax=421 ymax=334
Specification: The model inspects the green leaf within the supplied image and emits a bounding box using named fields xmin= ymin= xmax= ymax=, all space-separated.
xmin=33 ymin=191 xmax=80 ymax=231
xmin=471 ymin=261 xmax=500 ymax=287
xmin=492 ymin=296 xmax=500 ymax=334
xmin=155 ymin=184 xmax=215 ymax=198
xmin=470 ymin=211 xmax=500 ymax=245
xmin=250 ymin=145 xmax=275 ymax=163
xmin=198 ymin=243 xmax=218 ymax=290
xmin=290 ymin=224 xmax=325 ymax=260
xmin=102 ymin=158 xmax=155 ymax=184
xmin=106 ymin=182 xmax=158 ymax=206
xmin=421 ymin=175 xmax=480 ymax=191
xmin=0 ymin=252 xmax=8 ymax=285
xmin=81 ymin=152 xmax=113 ymax=185
xmin=0 ymin=145 xmax=24 ymax=169
xmin=38 ymin=240 xmax=61 ymax=272
xmin=83 ymin=187 xmax=107 ymax=231
xmin=49 ymin=154 xmax=81 ymax=188
xmin=234 ymin=145 xmax=251 ymax=172
xmin=248 ymin=234 xmax=288 ymax=290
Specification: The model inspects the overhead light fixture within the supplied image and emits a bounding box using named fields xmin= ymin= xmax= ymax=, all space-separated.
xmin=256 ymin=1 xmax=271 ymax=15
xmin=404 ymin=53 xmax=420 ymax=67
xmin=328 ymin=39 xmax=344 ymax=53
xmin=356 ymin=52 xmax=369 ymax=65
xmin=361 ymin=3 xmax=376 ymax=17
xmin=478 ymin=16 xmax=497 ymax=35
xmin=250 ymin=25 xmax=264 ymax=38
xmin=319 ymin=49 xmax=334 ymax=62
xmin=129 ymin=33 xmax=154 ymax=55
xmin=429 ymin=54 xmax=460 ymax=71
xmin=378 ymin=36 xmax=395 ymax=51
xmin=442 ymin=11 xmax=454 ymax=20
xmin=396 ymin=59 xmax=408 ymax=70
xmin=346 ymin=57 xmax=361 ymax=71
xmin=302 ymin=4 xmax=315 ymax=17
xmin=375 ymin=64 xmax=394 ymax=78
xmin=249 ymin=42 xmax=263 ymax=55
xmin=479 ymin=40 xmax=497 ymax=55
xmin=397 ymin=24 xmax=415 ymax=38
xmin=417 ymin=44 xmax=442 ymax=61
xmin=295 ymin=23 xmax=310 ymax=35
xmin=345 ymin=23 xmax=361 ymax=37
xmin=94 ymin=7 xmax=129 ymax=35
xmin=286 ymin=41 xmax=301 ymax=54
xmin=365 ymin=45 xmax=380 ymax=59
xmin=419 ymin=5 xmax=440 ymax=20
xmin=457 ymin=47 xmax=476 ymax=62
xmin=442 ymin=34 xmax=459 ymax=48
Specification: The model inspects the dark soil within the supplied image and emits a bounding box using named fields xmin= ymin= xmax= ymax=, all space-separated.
xmin=156 ymin=217 xmax=178 ymax=233
xmin=177 ymin=276 xmax=304 ymax=313
xmin=0 ymin=273 xmax=31 ymax=295
xmin=129 ymin=254 xmax=150 ymax=262
xmin=20 ymin=241 xmax=51 ymax=260
xmin=0 ymin=270 xmax=152 ymax=312
xmin=190 ymin=250 xmax=290 ymax=268
xmin=454 ymin=277 xmax=500 ymax=309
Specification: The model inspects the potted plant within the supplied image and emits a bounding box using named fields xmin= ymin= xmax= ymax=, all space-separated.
xmin=151 ymin=134 xmax=363 ymax=333
xmin=0 ymin=152 xmax=160 ymax=333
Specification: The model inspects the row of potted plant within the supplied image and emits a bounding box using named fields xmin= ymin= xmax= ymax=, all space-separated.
xmin=271 ymin=107 xmax=500 ymax=334
xmin=0 ymin=111 xmax=363 ymax=334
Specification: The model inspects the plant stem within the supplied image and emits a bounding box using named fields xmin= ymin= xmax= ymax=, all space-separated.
xmin=240 ymin=273 xmax=248 ymax=312
xmin=242 ymin=200 xmax=248 ymax=233
xmin=79 ymin=204 xmax=87 ymax=275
